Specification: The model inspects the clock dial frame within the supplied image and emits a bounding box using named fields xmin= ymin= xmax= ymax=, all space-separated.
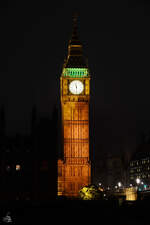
xmin=69 ymin=80 xmax=84 ymax=95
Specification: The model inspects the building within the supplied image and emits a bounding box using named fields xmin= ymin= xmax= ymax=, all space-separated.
xmin=129 ymin=150 xmax=150 ymax=186
xmin=0 ymin=105 xmax=58 ymax=201
xmin=57 ymin=15 xmax=91 ymax=197
xmin=0 ymin=134 xmax=33 ymax=201
xmin=94 ymin=153 xmax=126 ymax=189
xmin=33 ymin=113 xmax=58 ymax=201
xmin=106 ymin=153 xmax=126 ymax=188
xmin=125 ymin=187 xmax=137 ymax=201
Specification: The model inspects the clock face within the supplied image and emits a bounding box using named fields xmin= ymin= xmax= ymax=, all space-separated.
xmin=69 ymin=80 xmax=84 ymax=95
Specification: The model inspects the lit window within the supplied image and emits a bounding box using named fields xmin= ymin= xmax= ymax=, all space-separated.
xmin=130 ymin=169 xmax=134 ymax=173
xmin=16 ymin=165 xmax=21 ymax=171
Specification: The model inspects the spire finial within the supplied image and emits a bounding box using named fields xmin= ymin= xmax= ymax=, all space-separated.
xmin=73 ymin=11 xmax=78 ymax=27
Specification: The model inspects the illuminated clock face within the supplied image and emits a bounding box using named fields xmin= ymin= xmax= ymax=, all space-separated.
xmin=69 ymin=80 xmax=84 ymax=95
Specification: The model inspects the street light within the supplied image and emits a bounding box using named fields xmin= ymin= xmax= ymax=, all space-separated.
xmin=136 ymin=178 xmax=141 ymax=185
xmin=118 ymin=182 xmax=122 ymax=188
xmin=136 ymin=178 xmax=141 ymax=192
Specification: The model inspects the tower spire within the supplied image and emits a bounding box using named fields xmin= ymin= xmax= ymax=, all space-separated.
xmin=64 ymin=13 xmax=88 ymax=68
xmin=69 ymin=12 xmax=81 ymax=46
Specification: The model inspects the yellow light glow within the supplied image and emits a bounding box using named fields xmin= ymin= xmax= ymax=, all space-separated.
xmin=125 ymin=187 xmax=137 ymax=201
xmin=16 ymin=165 xmax=21 ymax=171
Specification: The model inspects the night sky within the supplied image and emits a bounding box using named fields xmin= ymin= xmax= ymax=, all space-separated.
xmin=1 ymin=0 xmax=150 ymax=159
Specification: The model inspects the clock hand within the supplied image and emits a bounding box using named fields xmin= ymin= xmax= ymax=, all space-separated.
xmin=75 ymin=84 xmax=77 ymax=93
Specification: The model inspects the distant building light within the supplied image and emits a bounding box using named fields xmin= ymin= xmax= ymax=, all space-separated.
xmin=16 ymin=165 xmax=21 ymax=171
xmin=6 ymin=165 xmax=11 ymax=171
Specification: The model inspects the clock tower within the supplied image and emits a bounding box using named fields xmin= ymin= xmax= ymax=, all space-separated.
xmin=57 ymin=15 xmax=91 ymax=197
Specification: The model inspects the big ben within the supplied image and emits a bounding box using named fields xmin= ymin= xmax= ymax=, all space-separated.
xmin=57 ymin=14 xmax=91 ymax=197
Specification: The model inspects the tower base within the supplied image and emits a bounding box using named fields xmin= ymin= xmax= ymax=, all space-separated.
xmin=57 ymin=159 xmax=91 ymax=197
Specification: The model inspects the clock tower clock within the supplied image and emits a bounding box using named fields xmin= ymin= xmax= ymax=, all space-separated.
xmin=57 ymin=14 xmax=91 ymax=197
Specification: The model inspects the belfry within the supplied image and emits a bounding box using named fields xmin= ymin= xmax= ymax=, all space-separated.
xmin=57 ymin=14 xmax=91 ymax=197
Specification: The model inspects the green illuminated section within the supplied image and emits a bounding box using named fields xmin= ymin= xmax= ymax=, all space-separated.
xmin=62 ymin=68 xmax=88 ymax=77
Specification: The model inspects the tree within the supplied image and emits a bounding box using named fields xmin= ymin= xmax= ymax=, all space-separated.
xmin=79 ymin=184 xmax=103 ymax=200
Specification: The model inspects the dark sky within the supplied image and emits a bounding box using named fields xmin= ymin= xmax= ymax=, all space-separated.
xmin=1 ymin=0 xmax=150 ymax=157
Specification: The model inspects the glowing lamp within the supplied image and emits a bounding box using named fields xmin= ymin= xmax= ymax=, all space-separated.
xmin=16 ymin=165 xmax=21 ymax=171
xmin=136 ymin=178 xmax=141 ymax=184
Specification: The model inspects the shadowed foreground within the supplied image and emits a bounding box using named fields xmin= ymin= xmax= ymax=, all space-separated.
xmin=1 ymin=199 xmax=150 ymax=225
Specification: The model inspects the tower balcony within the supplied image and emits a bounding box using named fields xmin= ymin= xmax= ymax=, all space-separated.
xmin=64 ymin=157 xmax=90 ymax=165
